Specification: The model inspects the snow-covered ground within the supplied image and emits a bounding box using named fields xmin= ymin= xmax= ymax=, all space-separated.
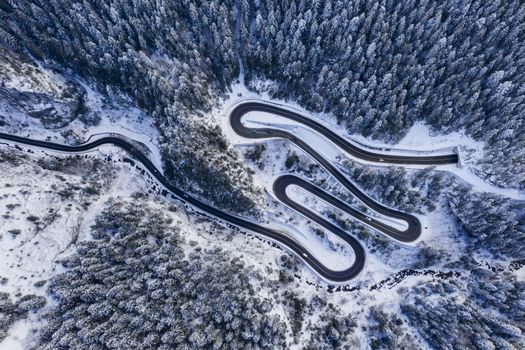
xmin=287 ymin=184 xmax=409 ymax=234
xmin=216 ymin=82 xmax=525 ymax=200
xmin=0 ymin=139 xmax=294 ymax=349
xmin=0 ymin=147 xmax=169 ymax=286
xmin=1 ymin=62 xmax=164 ymax=170
xmin=0 ymin=147 xmax=141 ymax=348
xmin=264 ymin=211 xmax=356 ymax=272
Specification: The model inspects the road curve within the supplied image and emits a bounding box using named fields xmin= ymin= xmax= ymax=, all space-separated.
xmin=274 ymin=175 xmax=419 ymax=242
xmin=230 ymin=101 xmax=443 ymax=243
xmin=0 ymin=132 xmax=362 ymax=282
xmin=230 ymin=101 xmax=458 ymax=164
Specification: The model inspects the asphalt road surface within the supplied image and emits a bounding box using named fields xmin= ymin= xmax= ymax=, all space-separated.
xmin=273 ymin=175 xmax=419 ymax=242
xmin=229 ymin=101 xmax=458 ymax=278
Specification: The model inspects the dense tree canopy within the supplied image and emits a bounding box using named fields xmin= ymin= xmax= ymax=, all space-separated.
xmin=35 ymin=201 xmax=286 ymax=349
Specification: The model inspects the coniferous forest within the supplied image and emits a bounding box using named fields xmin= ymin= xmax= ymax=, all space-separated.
xmin=0 ymin=0 xmax=524 ymax=349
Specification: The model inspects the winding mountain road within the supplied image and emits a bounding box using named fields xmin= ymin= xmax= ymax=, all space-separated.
xmin=0 ymin=101 xmax=458 ymax=282
xmin=0 ymin=131 xmax=364 ymax=281
xmin=230 ymin=102 xmax=458 ymax=244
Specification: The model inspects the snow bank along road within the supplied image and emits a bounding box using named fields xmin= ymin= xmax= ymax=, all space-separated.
xmin=0 ymin=102 xmax=457 ymax=282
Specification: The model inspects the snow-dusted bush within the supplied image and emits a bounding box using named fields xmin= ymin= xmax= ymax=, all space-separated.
xmin=366 ymin=307 xmax=419 ymax=349
xmin=340 ymin=160 xmax=443 ymax=213
xmin=0 ymin=292 xmax=46 ymax=342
